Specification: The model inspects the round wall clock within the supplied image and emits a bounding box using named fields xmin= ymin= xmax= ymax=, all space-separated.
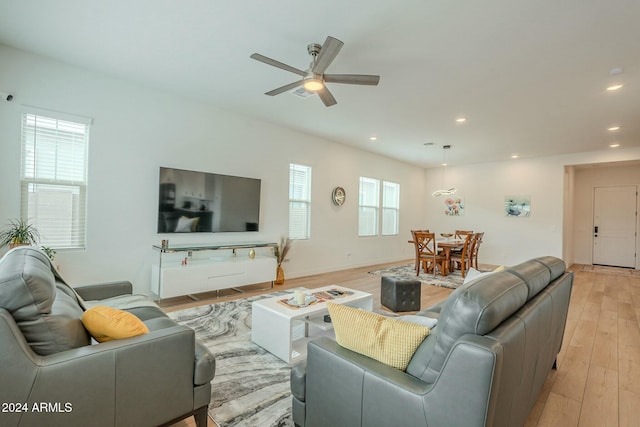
xmin=332 ymin=187 xmax=346 ymax=206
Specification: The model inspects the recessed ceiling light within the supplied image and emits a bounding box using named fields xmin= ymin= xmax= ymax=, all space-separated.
xmin=606 ymin=84 xmax=623 ymax=91
xmin=609 ymin=143 xmax=620 ymax=148
xmin=607 ymin=126 xmax=620 ymax=131
xmin=455 ymin=117 xmax=467 ymax=123
xmin=369 ymin=136 xmax=377 ymax=141
xmin=511 ymin=154 xmax=519 ymax=159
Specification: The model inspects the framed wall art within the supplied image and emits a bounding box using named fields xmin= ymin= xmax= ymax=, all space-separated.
xmin=504 ymin=195 xmax=531 ymax=217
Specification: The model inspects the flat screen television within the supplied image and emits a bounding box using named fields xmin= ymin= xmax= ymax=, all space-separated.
xmin=157 ymin=167 xmax=261 ymax=233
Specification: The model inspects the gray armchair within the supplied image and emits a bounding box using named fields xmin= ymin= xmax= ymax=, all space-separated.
xmin=0 ymin=247 xmax=215 ymax=427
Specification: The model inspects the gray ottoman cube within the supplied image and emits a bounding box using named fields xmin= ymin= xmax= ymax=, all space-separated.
xmin=381 ymin=276 xmax=421 ymax=312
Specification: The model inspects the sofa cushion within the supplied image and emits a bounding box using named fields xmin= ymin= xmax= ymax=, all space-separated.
xmin=0 ymin=247 xmax=89 ymax=355
xmin=406 ymin=270 xmax=528 ymax=383
xmin=328 ymin=302 xmax=430 ymax=371
xmin=82 ymin=305 xmax=149 ymax=342
xmin=504 ymin=259 xmax=551 ymax=300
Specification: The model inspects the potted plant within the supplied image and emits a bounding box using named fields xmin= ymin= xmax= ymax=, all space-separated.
xmin=0 ymin=218 xmax=41 ymax=249
xmin=274 ymin=237 xmax=292 ymax=285
xmin=40 ymin=246 xmax=56 ymax=261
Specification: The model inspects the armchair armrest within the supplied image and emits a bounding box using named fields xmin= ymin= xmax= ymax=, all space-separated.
xmin=74 ymin=280 xmax=133 ymax=300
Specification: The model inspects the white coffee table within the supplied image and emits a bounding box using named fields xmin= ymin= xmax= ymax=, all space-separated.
xmin=251 ymin=285 xmax=373 ymax=364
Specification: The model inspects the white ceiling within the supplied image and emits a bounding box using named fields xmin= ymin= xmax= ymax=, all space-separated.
xmin=1 ymin=0 xmax=638 ymax=168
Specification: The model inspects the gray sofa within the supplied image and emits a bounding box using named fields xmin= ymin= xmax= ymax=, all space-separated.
xmin=0 ymin=247 xmax=215 ymax=427
xmin=291 ymin=256 xmax=573 ymax=427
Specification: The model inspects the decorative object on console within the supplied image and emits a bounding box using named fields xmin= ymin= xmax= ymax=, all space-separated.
xmin=331 ymin=186 xmax=346 ymax=206
xmin=249 ymin=248 xmax=256 ymax=259
xmin=274 ymin=237 xmax=293 ymax=285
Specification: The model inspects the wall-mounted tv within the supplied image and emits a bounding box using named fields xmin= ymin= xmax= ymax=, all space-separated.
xmin=158 ymin=167 xmax=261 ymax=233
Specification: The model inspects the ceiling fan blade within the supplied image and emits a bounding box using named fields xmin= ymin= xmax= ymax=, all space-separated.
xmin=317 ymin=86 xmax=337 ymax=107
xmin=324 ymin=74 xmax=380 ymax=85
xmin=264 ymin=80 xmax=304 ymax=96
xmin=250 ymin=53 xmax=306 ymax=77
xmin=312 ymin=36 xmax=344 ymax=75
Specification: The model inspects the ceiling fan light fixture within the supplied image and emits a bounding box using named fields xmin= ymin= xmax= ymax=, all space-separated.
xmin=303 ymin=78 xmax=324 ymax=92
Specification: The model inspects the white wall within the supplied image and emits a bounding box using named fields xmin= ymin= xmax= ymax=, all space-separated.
xmin=423 ymin=150 xmax=640 ymax=268
xmin=2 ymin=45 xmax=640 ymax=294
xmin=0 ymin=45 xmax=425 ymax=293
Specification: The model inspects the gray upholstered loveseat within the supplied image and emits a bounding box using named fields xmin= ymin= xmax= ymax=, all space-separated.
xmin=291 ymin=256 xmax=573 ymax=427
xmin=0 ymin=247 xmax=215 ymax=427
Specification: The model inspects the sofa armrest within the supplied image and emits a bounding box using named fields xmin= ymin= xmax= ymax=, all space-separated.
xmin=298 ymin=335 xmax=502 ymax=427
xmin=1 ymin=308 xmax=206 ymax=427
xmin=74 ymin=280 xmax=133 ymax=300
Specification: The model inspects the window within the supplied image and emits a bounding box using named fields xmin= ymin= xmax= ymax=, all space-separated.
xmin=359 ymin=177 xmax=400 ymax=236
xmin=382 ymin=181 xmax=400 ymax=235
xmin=289 ymin=163 xmax=312 ymax=239
xmin=358 ymin=177 xmax=379 ymax=236
xmin=21 ymin=111 xmax=91 ymax=249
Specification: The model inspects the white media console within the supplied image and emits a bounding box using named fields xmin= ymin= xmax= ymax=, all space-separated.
xmin=151 ymin=242 xmax=278 ymax=299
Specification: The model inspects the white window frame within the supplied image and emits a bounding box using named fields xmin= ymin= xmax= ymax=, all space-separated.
xmin=20 ymin=109 xmax=91 ymax=250
xmin=358 ymin=176 xmax=380 ymax=236
xmin=288 ymin=163 xmax=312 ymax=239
xmin=382 ymin=180 xmax=400 ymax=236
xmin=359 ymin=177 xmax=400 ymax=236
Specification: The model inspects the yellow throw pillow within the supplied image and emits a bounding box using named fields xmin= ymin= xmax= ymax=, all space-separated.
xmin=493 ymin=265 xmax=506 ymax=272
xmin=82 ymin=305 xmax=149 ymax=343
xmin=327 ymin=302 xmax=430 ymax=371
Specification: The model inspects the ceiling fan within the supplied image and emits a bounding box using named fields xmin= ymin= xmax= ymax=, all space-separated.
xmin=250 ymin=36 xmax=380 ymax=107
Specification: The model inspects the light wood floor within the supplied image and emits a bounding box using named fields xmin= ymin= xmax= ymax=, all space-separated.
xmin=163 ymin=261 xmax=640 ymax=427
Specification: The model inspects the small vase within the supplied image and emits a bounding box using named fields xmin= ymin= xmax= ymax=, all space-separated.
xmin=275 ymin=265 xmax=285 ymax=285
xmin=249 ymin=248 xmax=256 ymax=259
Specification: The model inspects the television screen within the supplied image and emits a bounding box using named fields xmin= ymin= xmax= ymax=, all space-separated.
xmin=158 ymin=167 xmax=261 ymax=233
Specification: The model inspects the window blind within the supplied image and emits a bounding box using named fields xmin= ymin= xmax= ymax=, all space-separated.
xmin=382 ymin=181 xmax=400 ymax=235
xmin=358 ymin=177 xmax=379 ymax=236
xmin=20 ymin=112 xmax=90 ymax=249
xmin=289 ymin=163 xmax=312 ymax=239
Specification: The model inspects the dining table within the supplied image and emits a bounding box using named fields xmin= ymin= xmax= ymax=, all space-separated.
xmin=437 ymin=239 xmax=465 ymax=275
xmin=408 ymin=233 xmax=465 ymax=276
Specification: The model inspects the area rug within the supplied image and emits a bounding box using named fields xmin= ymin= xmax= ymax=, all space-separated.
xmin=369 ymin=263 xmax=465 ymax=289
xmin=168 ymin=291 xmax=295 ymax=427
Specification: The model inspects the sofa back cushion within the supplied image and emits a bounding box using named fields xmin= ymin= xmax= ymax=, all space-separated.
xmin=0 ymin=247 xmax=89 ymax=355
xmin=406 ymin=257 xmax=566 ymax=384
xmin=407 ymin=270 xmax=528 ymax=383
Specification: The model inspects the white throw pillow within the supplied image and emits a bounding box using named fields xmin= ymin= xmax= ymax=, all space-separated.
xmin=397 ymin=315 xmax=438 ymax=328
xmin=175 ymin=216 xmax=198 ymax=232
xmin=463 ymin=267 xmax=494 ymax=285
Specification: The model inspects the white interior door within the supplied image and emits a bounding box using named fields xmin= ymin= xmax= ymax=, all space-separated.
xmin=592 ymin=186 xmax=637 ymax=268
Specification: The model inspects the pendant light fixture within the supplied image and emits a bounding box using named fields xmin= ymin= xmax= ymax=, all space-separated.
xmin=432 ymin=145 xmax=457 ymax=197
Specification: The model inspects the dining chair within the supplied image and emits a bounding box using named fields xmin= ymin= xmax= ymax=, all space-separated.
xmin=454 ymin=229 xmax=474 ymax=239
xmin=410 ymin=229 xmax=430 ymax=273
xmin=413 ymin=231 xmax=448 ymax=277
xmin=470 ymin=232 xmax=484 ymax=269
xmin=449 ymin=233 xmax=474 ymax=278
